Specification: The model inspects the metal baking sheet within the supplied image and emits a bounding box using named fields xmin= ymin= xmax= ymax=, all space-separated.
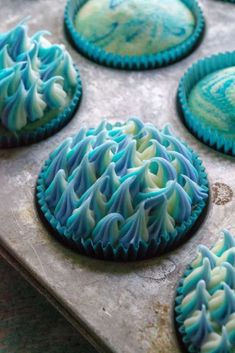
xmin=0 ymin=1 xmax=235 ymax=353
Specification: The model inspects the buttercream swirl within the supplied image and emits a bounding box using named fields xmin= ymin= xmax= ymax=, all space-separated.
xmin=0 ymin=20 xmax=77 ymax=132
xmin=39 ymin=118 xmax=208 ymax=252
xmin=75 ymin=0 xmax=195 ymax=56
xmin=188 ymin=67 xmax=235 ymax=136
xmin=176 ymin=230 xmax=235 ymax=353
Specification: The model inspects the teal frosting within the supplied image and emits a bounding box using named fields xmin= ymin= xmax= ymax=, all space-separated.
xmin=0 ymin=20 xmax=77 ymax=132
xmin=188 ymin=67 xmax=235 ymax=137
xmin=74 ymin=0 xmax=195 ymax=57
xmin=176 ymin=230 xmax=235 ymax=353
xmin=41 ymin=118 xmax=208 ymax=250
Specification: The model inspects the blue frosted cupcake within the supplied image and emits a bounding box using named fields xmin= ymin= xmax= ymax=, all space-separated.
xmin=36 ymin=118 xmax=208 ymax=260
xmin=0 ymin=20 xmax=82 ymax=147
xmin=65 ymin=0 xmax=204 ymax=69
xmin=178 ymin=52 xmax=235 ymax=156
xmin=175 ymin=230 xmax=235 ymax=353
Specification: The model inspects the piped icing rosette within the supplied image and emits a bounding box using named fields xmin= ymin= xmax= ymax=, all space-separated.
xmin=178 ymin=52 xmax=235 ymax=155
xmin=65 ymin=0 xmax=205 ymax=69
xmin=0 ymin=19 xmax=82 ymax=147
xmin=36 ymin=118 xmax=208 ymax=260
xmin=175 ymin=230 xmax=235 ymax=353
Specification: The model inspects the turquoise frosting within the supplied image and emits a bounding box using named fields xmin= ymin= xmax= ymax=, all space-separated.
xmin=188 ymin=66 xmax=235 ymax=137
xmin=74 ymin=0 xmax=195 ymax=57
xmin=0 ymin=20 xmax=77 ymax=132
xmin=40 ymin=118 xmax=208 ymax=251
xmin=176 ymin=230 xmax=235 ymax=353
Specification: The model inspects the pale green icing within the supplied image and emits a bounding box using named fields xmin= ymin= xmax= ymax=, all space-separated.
xmin=188 ymin=66 xmax=235 ymax=137
xmin=41 ymin=118 xmax=207 ymax=249
xmin=0 ymin=20 xmax=77 ymax=132
xmin=75 ymin=0 xmax=195 ymax=56
xmin=176 ymin=230 xmax=235 ymax=353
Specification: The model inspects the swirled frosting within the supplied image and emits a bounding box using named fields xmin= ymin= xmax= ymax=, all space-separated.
xmin=188 ymin=67 xmax=235 ymax=137
xmin=39 ymin=118 xmax=208 ymax=253
xmin=0 ymin=20 xmax=77 ymax=132
xmin=75 ymin=0 xmax=195 ymax=56
xmin=175 ymin=230 xmax=235 ymax=353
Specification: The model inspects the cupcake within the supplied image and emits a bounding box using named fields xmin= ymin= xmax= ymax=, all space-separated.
xmin=178 ymin=52 xmax=235 ymax=156
xmin=65 ymin=0 xmax=204 ymax=70
xmin=36 ymin=118 xmax=208 ymax=260
xmin=0 ymin=20 xmax=82 ymax=147
xmin=175 ymin=230 xmax=235 ymax=353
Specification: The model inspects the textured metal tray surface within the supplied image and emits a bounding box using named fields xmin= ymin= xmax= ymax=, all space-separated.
xmin=0 ymin=1 xmax=234 ymax=353
xmin=0 ymin=254 xmax=97 ymax=353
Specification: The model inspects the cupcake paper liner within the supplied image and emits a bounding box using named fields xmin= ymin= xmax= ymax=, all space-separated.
xmin=64 ymin=0 xmax=205 ymax=70
xmin=36 ymin=136 xmax=209 ymax=261
xmin=175 ymin=263 xmax=199 ymax=353
xmin=0 ymin=67 xmax=82 ymax=148
xmin=178 ymin=51 xmax=235 ymax=156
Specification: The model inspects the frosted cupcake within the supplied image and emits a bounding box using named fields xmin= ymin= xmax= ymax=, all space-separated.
xmin=178 ymin=52 xmax=235 ymax=156
xmin=175 ymin=230 xmax=235 ymax=353
xmin=0 ymin=20 xmax=82 ymax=147
xmin=36 ymin=118 xmax=208 ymax=260
xmin=65 ymin=0 xmax=204 ymax=69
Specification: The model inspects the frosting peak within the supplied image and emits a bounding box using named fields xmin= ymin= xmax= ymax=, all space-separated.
xmin=0 ymin=20 xmax=77 ymax=132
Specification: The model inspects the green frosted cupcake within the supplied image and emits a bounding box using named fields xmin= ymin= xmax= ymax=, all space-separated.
xmin=36 ymin=118 xmax=208 ymax=261
xmin=178 ymin=52 xmax=235 ymax=156
xmin=175 ymin=230 xmax=235 ymax=353
xmin=0 ymin=20 xmax=82 ymax=147
xmin=65 ymin=0 xmax=205 ymax=69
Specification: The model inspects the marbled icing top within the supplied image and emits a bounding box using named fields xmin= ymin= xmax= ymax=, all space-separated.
xmin=0 ymin=20 xmax=77 ymax=132
xmin=75 ymin=0 xmax=195 ymax=56
xmin=176 ymin=230 xmax=235 ymax=353
xmin=188 ymin=66 xmax=235 ymax=137
xmin=40 ymin=118 xmax=207 ymax=249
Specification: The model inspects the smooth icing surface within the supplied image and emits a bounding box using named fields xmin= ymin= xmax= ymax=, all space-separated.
xmin=75 ymin=0 xmax=195 ymax=56
xmin=176 ymin=230 xmax=235 ymax=353
xmin=188 ymin=66 xmax=235 ymax=136
xmin=40 ymin=118 xmax=207 ymax=251
xmin=0 ymin=20 xmax=77 ymax=132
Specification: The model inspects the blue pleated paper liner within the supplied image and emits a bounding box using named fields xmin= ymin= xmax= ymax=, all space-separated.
xmin=36 ymin=135 xmax=209 ymax=261
xmin=64 ymin=0 xmax=205 ymax=70
xmin=178 ymin=51 xmax=235 ymax=156
xmin=0 ymin=67 xmax=82 ymax=148
xmin=174 ymin=263 xmax=199 ymax=353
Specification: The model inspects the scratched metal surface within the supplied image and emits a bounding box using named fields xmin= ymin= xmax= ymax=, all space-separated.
xmin=0 ymin=1 xmax=234 ymax=353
